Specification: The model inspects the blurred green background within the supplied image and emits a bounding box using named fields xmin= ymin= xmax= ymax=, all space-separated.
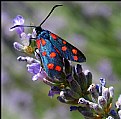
xmin=1 ymin=1 xmax=121 ymax=119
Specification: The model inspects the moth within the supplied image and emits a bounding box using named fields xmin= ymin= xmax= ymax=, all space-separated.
xmin=10 ymin=5 xmax=86 ymax=79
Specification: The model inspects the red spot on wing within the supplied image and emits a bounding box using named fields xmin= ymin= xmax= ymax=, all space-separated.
xmin=50 ymin=52 xmax=56 ymax=58
xmin=72 ymin=49 xmax=77 ymax=55
xmin=42 ymin=51 xmax=47 ymax=56
xmin=62 ymin=41 xmax=66 ymax=44
xmin=36 ymin=39 xmax=41 ymax=49
xmin=73 ymin=56 xmax=78 ymax=61
xmin=51 ymin=33 xmax=57 ymax=40
xmin=55 ymin=65 xmax=62 ymax=71
xmin=62 ymin=46 xmax=67 ymax=51
xmin=41 ymin=38 xmax=46 ymax=46
xmin=47 ymin=63 xmax=54 ymax=69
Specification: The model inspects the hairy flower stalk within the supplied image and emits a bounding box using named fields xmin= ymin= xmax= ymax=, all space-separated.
xmin=10 ymin=15 xmax=121 ymax=119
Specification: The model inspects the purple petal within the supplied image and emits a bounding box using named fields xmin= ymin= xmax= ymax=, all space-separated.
xmin=66 ymin=74 xmax=73 ymax=82
xmin=109 ymin=110 xmax=117 ymax=116
xmin=20 ymin=32 xmax=30 ymax=46
xmin=98 ymin=96 xmax=107 ymax=107
xmin=27 ymin=63 xmax=40 ymax=74
xmin=48 ymin=86 xmax=60 ymax=97
xmin=12 ymin=15 xmax=24 ymax=35
xmin=16 ymin=27 xmax=24 ymax=36
xmin=95 ymin=84 xmax=100 ymax=92
xmin=27 ymin=63 xmax=47 ymax=81
xmin=32 ymin=70 xmax=47 ymax=81
xmin=70 ymin=106 xmax=78 ymax=111
xmin=31 ymin=28 xmax=37 ymax=38
xmin=48 ymin=90 xmax=60 ymax=97
xmin=13 ymin=15 xmax=24 ymax=25
xmin=38 ymin=67 xmax=47 ymax=79
xmin=32 ymin=74 xmax=39 ymax=81
xmin=100 ymin=78 xmax=106 ymax=86
xmin=109 ymin=86 xmax=114 ymax=98
xmin=13 ymin=42 xmax=23 ymax=51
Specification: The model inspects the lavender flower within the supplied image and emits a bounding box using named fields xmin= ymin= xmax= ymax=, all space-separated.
xmin=10 ymin=15 xmax=24 ymax=35
xmin=17 ymin=56 xmax=47 ymax=81
xmin=27 ymin=63 xmax=47 ymax=81
xmin=10 ymin=15 xmax=37 ymax=54
xmin=10 ymin=15 xmax=121 ymax=119
xmin=66 ymin=65 xmax=120 ymax=119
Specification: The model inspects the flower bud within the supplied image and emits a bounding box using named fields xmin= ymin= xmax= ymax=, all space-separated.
xmin=35 ymin=49 xmax=41 ymax=60
xmin=48 ymin=86 xmax=60 ymax=97
xmin=70 ymin=106 xmax=78 ymax=111
xmin=87 ymin=84 xmax=99 ymax=102
xmin=109 ymin=86 xmax=114 ymax=98
xmin=13 ymin=42 xmax=24 ymax=51
xmin=17 ymin=56 xmax=40 ymax=64
xmin=21 ymin=32 xmax=30 ymax=46
xmin=118 ymin=110 xmax=121 ymax=119
xmin=57 ymin=96 xmax=66 ymax=103
xmin=84 ymin=70 xmax=92 ymax=89
xmin=67 ymin=74 xmax=82 ymax=98
xmin=100 ymin=78 xmax=106 ymax=87
xmin=57 ymin=96 xmax=77 ymax=104
xmin=78 ymin=72 xmax=87 ymax=91
xmin=109 ymin=109 xmax=117 ymax=118
xmin=98 ymin=96 xmax=107 ymax=109
xmin=115 ymin=95 xmax=121 ymax=110
xmin=60 ymin=89 xmax=76 ymax=100
xmin=89 ymin=102 xmax=103 ymax=114
xmin=78 ymin=98 xmax=89 ymax=107
xmin=76 ymin=64 xmax=82 ymax=74
xmin=102 ymin=87 xmax=110 ymax=101
xmin=64 ymin=58 xmax=72 ymax=75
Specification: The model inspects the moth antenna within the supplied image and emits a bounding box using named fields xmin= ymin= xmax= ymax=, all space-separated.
xmin=10 ymin=5 xmax=63 ymax=30
xmin=39 ymin=5 xmax=63 ymax=26
xmin=10 ymin=25 xmax=36 ymax=30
